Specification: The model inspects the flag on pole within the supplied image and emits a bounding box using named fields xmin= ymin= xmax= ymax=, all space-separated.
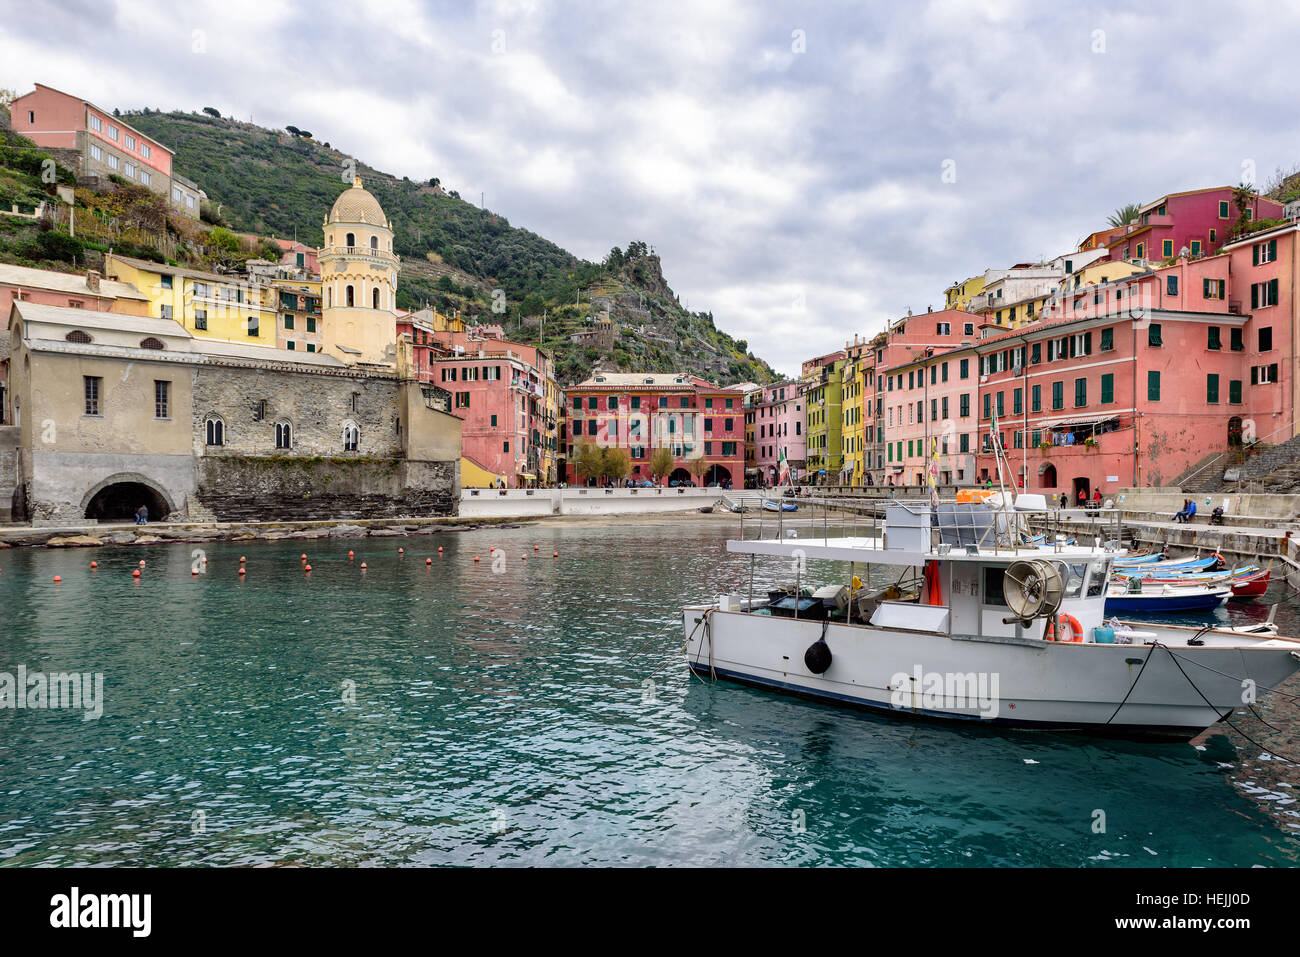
xmin=778 ymin=447 xmax=790 ymax=486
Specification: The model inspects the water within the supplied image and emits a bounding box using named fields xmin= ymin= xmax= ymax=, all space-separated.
xmin=0 ymin=520 xmax=1297 ymax=866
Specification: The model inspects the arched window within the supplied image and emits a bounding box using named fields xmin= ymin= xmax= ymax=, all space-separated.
xmin=275 ymin=420 xmax=292 ymax=450
xmin=372 ymin=287 xmax=380 ymax=309
xmin=139 ymin=337 xmax=164 ymax=350
xmin=342 ymin=421 xmax=359 ymax=452
xmin=65 ymin=330 xmax=92 ymax=343
xmin=205 ymin=416 xmax=225 ymax=447
xmin=369 ymin=235 xmax=378 ymax=250
xmin=346 ymin=285 xmax=355 ymax=307
xmin=345 ymin=232 xmax=355 ymax=248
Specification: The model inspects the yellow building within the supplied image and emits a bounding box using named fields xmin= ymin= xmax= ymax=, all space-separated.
xmin=944 ymin=274 xmax=986 ymax=311
xmin=269 ymin=276 xmax=324 ymax=353
xmin=319 ymin=176 xmax=400 ymax=366
xmin=105 ymin=253 xmax=278 ymax=346
xmin=839 ymin=340 xmax=870 ymax=486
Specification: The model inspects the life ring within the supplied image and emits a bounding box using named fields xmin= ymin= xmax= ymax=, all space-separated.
xmin=1045 ymin=614 xmax=1084 ymax=643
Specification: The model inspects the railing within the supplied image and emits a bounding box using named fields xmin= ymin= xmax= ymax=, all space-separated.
xmin=320 ymin=245 xmax=399 ymax=262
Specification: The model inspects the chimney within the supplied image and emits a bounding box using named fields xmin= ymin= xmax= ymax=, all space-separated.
xmin=86 ymin=269 xmax=102 ymax=293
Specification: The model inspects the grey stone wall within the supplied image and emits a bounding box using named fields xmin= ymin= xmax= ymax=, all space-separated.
xmin=195 ymin=456 xmax=457 ymax=521
xmin=192 ymin=364 xmax=404 ymax=459
xmin=0 ymin=425 xmax=18 ymax=522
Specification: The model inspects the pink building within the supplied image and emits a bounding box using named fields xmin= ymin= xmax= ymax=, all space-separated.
xmin=9 ymin=84 xmax=185 ymax=203
xmin=1104 ymin=186 xmax=1285 ymax=263
xmin=868 ymin=307 xmax=980 ymax=486
xmin=973 ymin=253 xmax=1261 ymax=496
xmin=565 ymin=373 xmax=746 ymax=487
xmin=431 ymin=326 xmax=555 ymax=486
xmin=0 ymin=264 xmax=151 ymax=426
xmin=753 ymin=379 xmax=806 ymax=484
xmin=273 ymin=240 xmax=321 ymax=277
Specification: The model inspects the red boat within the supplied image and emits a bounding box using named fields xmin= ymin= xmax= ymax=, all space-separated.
xmin=1230 ymin=569 xmax=1270 ymax=598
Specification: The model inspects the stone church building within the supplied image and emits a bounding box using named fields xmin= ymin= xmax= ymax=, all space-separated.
xmin=0 ymin=180 xmax=462 ymax=523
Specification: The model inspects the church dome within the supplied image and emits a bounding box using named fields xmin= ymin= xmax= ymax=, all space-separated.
xmin=328 ymin=177 xmax=389 ymax=227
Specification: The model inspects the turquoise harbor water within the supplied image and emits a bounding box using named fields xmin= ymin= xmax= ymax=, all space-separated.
xmin=0 ymin=518 xmax=1297 ymax=867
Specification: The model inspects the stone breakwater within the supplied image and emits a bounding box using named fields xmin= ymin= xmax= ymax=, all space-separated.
xmin=0 ymin=516 xmax=525 ymax=550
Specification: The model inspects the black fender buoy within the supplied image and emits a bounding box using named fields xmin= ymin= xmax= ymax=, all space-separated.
xmin=804 ymin=637 xmax=832 ymax=674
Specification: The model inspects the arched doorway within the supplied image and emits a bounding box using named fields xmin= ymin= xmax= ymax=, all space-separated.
xmin=84 ymin=481 xmax=170 ymax=522
xmin=704 ymin=465 xmax=732 ymax=486
xmin=1071 ymin=476 xmax=1090 ymax=505
xmin=668 ymin=467 xmax=691 ymax=486
xmin=1228 ymin=416 xmax=1243 ymax=447
xmin=1040 ymin=464 xmax=1057 ymax=489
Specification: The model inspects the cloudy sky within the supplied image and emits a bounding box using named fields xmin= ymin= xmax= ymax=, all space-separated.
xmin=3 ymin=0 xmax=1298 ymax=375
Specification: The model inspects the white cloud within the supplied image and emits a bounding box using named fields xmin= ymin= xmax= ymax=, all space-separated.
xmin=1 ymin=0 xmax=1296 ymax=379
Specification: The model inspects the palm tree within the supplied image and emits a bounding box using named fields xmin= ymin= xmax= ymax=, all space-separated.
xmin=1106 ymin=204 xmax=1141 ymax=228
xmin=1233 ymin=182 xmax=1258 ymax=219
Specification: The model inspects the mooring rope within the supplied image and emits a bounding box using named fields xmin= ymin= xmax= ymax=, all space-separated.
xmin=1155 ymin=641 xmax=1299 ymax=763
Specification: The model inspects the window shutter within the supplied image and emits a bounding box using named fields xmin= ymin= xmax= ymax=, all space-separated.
xmin=1270 ymin=239 xmax=1277 ymax=261
xmin=1253 ymin=244 xmax=1260 ymax=266
xmin=1252 ymin=284 xmax=1259 ymax=309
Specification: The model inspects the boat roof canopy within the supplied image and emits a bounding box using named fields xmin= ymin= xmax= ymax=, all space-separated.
xmin=726 ymin=536 xmax=1112 ymax=565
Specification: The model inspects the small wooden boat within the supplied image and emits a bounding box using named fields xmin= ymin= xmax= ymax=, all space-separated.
xmin=762 ymin=500 xmax=798 ymax=512
xmin=1104 ymin=582 xmax=1232 ymax=613
xmin=698 ymin=505 xmax=714 ymax=513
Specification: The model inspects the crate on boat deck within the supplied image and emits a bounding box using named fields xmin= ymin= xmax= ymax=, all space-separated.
xmin=883 ymin=503 xmax=932 ymax=551
xmin=935 ymin=503 xmax=996 ymax=549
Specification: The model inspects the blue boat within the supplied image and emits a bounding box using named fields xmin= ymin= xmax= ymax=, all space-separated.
xmin=762 ymin=500 xmax=798 ymax=512
xmin=1104 ymin=586 xmax=1229 ymax=613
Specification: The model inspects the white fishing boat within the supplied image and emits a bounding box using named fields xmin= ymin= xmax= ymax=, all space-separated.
xmin=681 ymin=472 xmax=1300 ymax=740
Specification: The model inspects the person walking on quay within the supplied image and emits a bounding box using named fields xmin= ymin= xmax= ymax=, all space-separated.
xmin=1077 ymin=488 xmax=1087 ymax=509
xmin=1059 ymin=492 xmax=1068 ymax=510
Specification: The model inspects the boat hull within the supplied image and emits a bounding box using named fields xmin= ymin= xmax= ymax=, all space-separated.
xmin=683 ymin=608 xmax=1300 ymax=741
xmin=1104 ymin=592 xmax=1227 ymax=613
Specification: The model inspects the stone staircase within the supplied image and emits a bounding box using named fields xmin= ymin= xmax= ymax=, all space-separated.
xmin=1171 ymin=452 xmax=1232 ymax=493
xmin=1228 ymin=434 xmax=1300 ymax=493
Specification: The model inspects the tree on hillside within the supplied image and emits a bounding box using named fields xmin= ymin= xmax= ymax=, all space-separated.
xmin=1106 ymin=203 xmax=1140 ymax=227
xmin=202 ymin=107 xmax=221 ymax=118
xmin=649 ymin=447 xmax=674 ymax=483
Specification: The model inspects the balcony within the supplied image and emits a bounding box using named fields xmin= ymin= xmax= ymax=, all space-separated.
xmin=319 ymin=245 xmax=400 ymax=265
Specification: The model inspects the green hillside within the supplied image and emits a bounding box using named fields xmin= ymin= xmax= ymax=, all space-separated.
xmin=121 ymin=109 xmax=777 ymax=386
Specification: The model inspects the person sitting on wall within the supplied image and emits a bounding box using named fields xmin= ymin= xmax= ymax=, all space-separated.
xmin=1174 ymin=499 xmax=1191 ymax=523
xmin=135 ymin=504 xmax=148 ymax=526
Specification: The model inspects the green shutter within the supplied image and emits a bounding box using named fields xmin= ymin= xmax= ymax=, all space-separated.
xmin=1075 ymin=378 xmax=1086 ymax=407
xmin=1100 ymin=328 xmax=1113 ymax=351
xmin=1229 ymin=379 xmax=1242 ymax=404
xmin=1148 ymin=370 xmax=1160 ymax=401
xmin=1252 ymin=284 xmax=1259 ymax=309
xmin=1208 ymin=326 xmax=1220 ymax=350
xmin=1207 ymin=374 xmax=1219 ymax=404
xmin=1101 ymin=373 xmax=1114 ymax=404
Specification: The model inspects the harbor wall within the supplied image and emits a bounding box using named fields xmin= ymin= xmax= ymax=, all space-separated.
xmin=459 ymin=486 xmax=719 ymax=517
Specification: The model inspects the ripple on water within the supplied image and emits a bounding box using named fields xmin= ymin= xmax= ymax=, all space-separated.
xmin=0 ymin=522 xmax=1298 ymax=866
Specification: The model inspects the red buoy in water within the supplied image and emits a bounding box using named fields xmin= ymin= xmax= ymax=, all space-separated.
xmin=53 ymin=576 xmax=62 ymax=583
xmin=238 ymin=568 xmax=246 ymax=576
xmin=132 ymin=569 xmax=141 ymax=578
xmin=90 ymin=561 xmax=98 ymax=569
xmin=425 ymin=557 xmax=432 ymax=565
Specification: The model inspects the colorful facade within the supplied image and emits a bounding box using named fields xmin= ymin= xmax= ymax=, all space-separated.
xmin=270 ymin=278 xmax=323 ymax=353
xmin=753 ymin=379 xmax=806 ymax=486
xmin=802 ymin=352 xmax=845 ymax=481
xmin=1103 ymin=186 xmax=1286 ymax=264
xmin=105 ymin=254 xmax=278 ymax=346
xmin=564 ymin=373 xmax=745 ymax=486
xmin=9 ymin=83 xmax=201 ymax=217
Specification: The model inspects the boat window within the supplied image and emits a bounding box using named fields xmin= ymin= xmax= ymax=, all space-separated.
xmin=1086 ymin=562 xmax=1106 ymax=598
xmin=983 ymin=566 xmax=1006 ymax=606
xmin=1064 ymin=563 xmax=1088 ymax=598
